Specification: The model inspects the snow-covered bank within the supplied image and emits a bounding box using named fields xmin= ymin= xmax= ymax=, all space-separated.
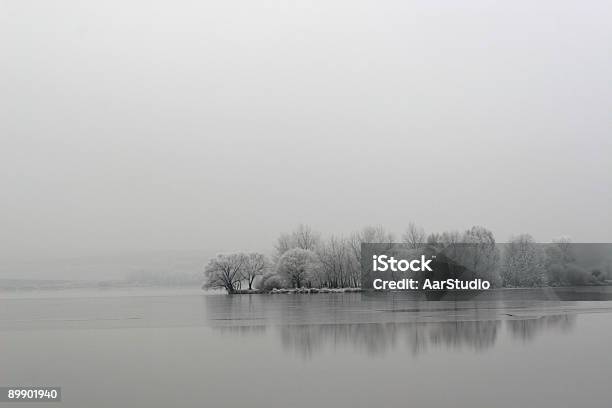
xmin=230 ymin=287 xmax=363 ymax=294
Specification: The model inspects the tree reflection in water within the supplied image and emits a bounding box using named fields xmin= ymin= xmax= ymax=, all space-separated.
xmin=205 ymin=294 xmax=577 ymax=358
xmin=506 ymin=314 xmax=575 ymax=341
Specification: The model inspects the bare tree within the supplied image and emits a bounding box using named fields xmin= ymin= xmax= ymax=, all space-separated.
xmin=426 ymin=232 xmax=441 ymax=245
xmin=203 ymin=253 xmax=246 ymax=293
xmin=275 ymin=233 xmax=294 ymax=259
xmin=293 ymin=224 xmax=321 ymax=251
xmin=402 ymin=222 xmax=426 ymax=249
xmin=552 ymin=236 xmax=575 ymax=264
xmin=243 ymin=252 xmax=268 ymax=290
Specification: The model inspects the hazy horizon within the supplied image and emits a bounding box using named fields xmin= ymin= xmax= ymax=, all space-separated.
xmin=2 ymin=1 xmax=611 ymax=264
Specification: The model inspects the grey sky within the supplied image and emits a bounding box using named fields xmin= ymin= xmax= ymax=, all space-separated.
xmin=1 ymin=0 xmax=611 ymax=261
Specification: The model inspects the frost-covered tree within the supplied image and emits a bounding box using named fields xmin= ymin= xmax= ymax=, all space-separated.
xmin=275 ymin=233 xmax=294 ymax=258
xmin=402 ymin=222 xmax=426 ymax=249
xmin=501 ymin=234 xmax=545 ymax=287
xmin=420 ymin=227 xmax=500 ymax=284
xmin=203 ymin=253 xmax=246 ymax=293
xmin=428 ymin=230 xmax=462 ymax=263
xmin=243 ymin=252 xmax=268 ymax=290
xmin=293 ymin=224 xmax=321 ymax=252
xmin=257 ymin=272 xmax=285 ymax=291
xmin=317 ymin=235 xmax=359 ymax=288
xmin=275 ymin=224 xmax=321 ymax=258
xmin=460 ymin=226 xmax=500 ymax=284
xmin=552 ymin=237 xmax=575 ymax=264
xmin=277 ymin=248 xmax=319 ymax=288
xmin=544 ymin=238 xmax=601 ymax=285
xmin=348 ymin=225 xmax=395 ymax=265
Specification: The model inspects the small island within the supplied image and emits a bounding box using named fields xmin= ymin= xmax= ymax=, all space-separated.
xmin=203 ymin=224 xmax=611 ymax=294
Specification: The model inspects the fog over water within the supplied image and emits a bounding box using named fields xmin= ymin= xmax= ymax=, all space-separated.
xmin=2 ymin=1 xmax=612 ymax=278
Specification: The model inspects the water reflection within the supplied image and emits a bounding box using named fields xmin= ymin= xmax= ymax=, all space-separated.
xmin=506 ymin=314 xmax=575 ymax=341
xmin=278 ymin=320 xmax=503 ymax=358
xmin=204 ymin=294 xmax=577 ymax=358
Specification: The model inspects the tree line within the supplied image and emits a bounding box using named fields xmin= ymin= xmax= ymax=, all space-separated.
xmin=203 ymin=224 xmax=610 ymax=293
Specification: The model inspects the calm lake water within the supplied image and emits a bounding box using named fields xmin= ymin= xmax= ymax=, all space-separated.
xmin=1 ymin=287 xmax=612 ymax=407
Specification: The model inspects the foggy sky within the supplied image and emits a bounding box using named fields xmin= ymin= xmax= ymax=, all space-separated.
xmin=1 ymin=0 xmax=611 ymax=261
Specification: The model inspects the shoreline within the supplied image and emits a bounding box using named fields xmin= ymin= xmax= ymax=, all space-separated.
xmin=230 ymin=287 xmax=363 ymax=294
xmin=224 ymin=285 xmax=612 ymax=296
